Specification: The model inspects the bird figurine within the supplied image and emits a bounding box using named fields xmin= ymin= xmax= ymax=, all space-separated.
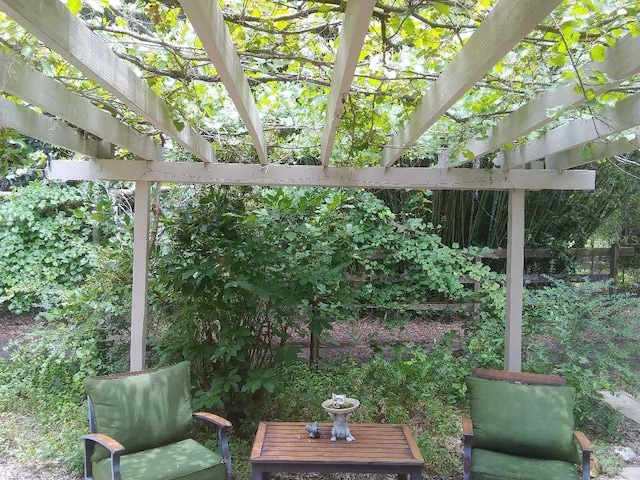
xmin=304 ymin=421 xmax=321 ymax=439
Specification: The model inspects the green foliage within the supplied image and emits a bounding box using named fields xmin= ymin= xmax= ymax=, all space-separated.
xmin=263 ymin=346 xmax=468 ymax=477
xmin=0 ymin=325 xmax=88 ymax=474
xmin=0 ymin=181 xmax=103 ymax=313
xmin=151 ymin=185 xmax=502 ymax=420
xmin=464 ymin=279 xmax=640 ymax=430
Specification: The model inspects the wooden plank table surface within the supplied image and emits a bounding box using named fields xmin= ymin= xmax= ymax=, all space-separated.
xmin=251 ymin=422 xmax=424 ymax=479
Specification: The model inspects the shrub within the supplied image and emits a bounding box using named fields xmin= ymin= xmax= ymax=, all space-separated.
xmin=464 ymin=279 xmax=640 ymax=429
xmin=0 ymin=181 xmax=112 ymax=313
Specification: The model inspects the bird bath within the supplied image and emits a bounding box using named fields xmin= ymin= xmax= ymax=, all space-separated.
xmin=321 ymin=395 xmax=360 ymax=442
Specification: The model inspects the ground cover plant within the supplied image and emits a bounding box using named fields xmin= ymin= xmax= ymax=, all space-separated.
xmin=1 ymin=276 xmax=639 ymax=478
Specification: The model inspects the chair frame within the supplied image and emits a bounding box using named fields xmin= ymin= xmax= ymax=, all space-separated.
xmin=81 ymin=369 xmax=233 ymax=480
xmin=463 ymin=368 xmax=592 ymax=480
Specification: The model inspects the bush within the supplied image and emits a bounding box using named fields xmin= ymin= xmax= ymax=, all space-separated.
xmin=0 ymin=181 xmax=113 ymax=313
xmin=261 ymin=346 xmax=469 ymax=477
xmin=464 ymin=279 xmax=640 ymax=430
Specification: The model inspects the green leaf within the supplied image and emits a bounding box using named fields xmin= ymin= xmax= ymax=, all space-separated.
xmin=434 ymin=2 xmax=450 ymax=15
xmin=589 ymin=44 xmax=606 ymax=62
xmin=549 ymin=53 xmax=567 ymax=68
xmin=172 ymin=119 xmax=185 ymax=132
xmin=67 ymin=0 xmax=83 ymax=15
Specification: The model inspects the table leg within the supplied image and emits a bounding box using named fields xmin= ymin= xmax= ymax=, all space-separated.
xmin=398 ymin=475 xmax=408 ymax=480
xmin=409 ymin=470 xmax=423 ymax=480
xmin=251 ymin=466 xmax=270 ymax=480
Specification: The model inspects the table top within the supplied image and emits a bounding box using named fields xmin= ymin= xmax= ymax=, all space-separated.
xmin=250 ymin=422 xmax=425 ymax=466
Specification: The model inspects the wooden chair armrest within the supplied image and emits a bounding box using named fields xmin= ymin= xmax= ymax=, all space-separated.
xmin=193 ymin=412 xmax=232 ymax=429
xmin=574 ymin=431 xmax=592 ymax=480
xmin=81 ymin=433 xmax=125 ymax=454
xmin=463 ymin=417 xmax=474 ymax=438
xmin=81 ymin=433 xmax=124 ymax=480
xmin=462 ymin=417 xmax=473 ymax=480
xmin=193 ymin=412 xmax=233 ymax=480
xmin=573 ymin=430 xmax=592 ymax=453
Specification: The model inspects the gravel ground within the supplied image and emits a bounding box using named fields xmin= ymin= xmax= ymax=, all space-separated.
xmin=0 ymin=459 xmax=79 ymax=480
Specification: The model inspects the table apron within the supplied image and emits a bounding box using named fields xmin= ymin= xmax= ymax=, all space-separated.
xmin=252 ymin=461 xmax=423 ymax=475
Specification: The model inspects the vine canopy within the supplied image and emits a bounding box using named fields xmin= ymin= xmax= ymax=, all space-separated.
xmin=0 ymin=0 xmax=638 ymax=183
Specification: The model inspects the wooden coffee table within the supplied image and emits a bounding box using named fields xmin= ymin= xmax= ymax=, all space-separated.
xmin=250 ymin=422 xmax=424 ymax=479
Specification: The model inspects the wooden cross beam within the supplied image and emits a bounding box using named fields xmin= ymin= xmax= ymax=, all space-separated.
xmin=0 ymin=51 xmax=163 ymax=161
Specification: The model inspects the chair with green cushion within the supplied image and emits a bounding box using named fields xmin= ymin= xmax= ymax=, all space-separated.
xmin=82 ymin=361 xmax=233 ymax=480
xmin=463 ymin=368 xmax=592 ymax=480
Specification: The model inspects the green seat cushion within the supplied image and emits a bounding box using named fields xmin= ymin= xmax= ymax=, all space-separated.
xmin=470 ymin=448 xmax=579 ymax=480
xmin=466 ymin=376 xmax=579 ymax=463
xmin=84 ymin=361 xmax=193 ymax=462
xmin=92 ymin=438 xmax=227 ymax=480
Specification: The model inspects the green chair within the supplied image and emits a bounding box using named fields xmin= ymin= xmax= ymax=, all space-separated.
xmin=82 ymin=361 xmax=233 ymax=480
xmin=463 ymin=368 xmax=592 ymax=480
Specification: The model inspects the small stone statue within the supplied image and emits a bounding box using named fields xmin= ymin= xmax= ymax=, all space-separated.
xmin=304 ymin=420 xmax=321 ymax=439
xmin=328 ymin=411 xmax=355 ymax=442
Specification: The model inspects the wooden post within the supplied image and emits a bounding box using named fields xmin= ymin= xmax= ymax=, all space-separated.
xmin=610 ymin=242 xmax=619 ymax=282
xmin=505 ymin=189 xmax=525 ymax=372
xmin=130 ymin=181 xmax=151 ymax=371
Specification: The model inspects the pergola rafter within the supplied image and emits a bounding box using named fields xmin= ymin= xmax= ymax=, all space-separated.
xmin=440 ymin=32 xmax=640 ymax=168
xmin=179 ymin=0 xmax=267 ymax=164
xmin=320 ymin=0 xmax=377 ymax=168
xmin=381 ymin=0 xmax=562 ymax=168
xmin=0 ymin=51 xmax=163 ymax=161
xmin=0 ymin=96 xmax=106 ymax=157
xmin=495 ymin=92 xmax=640 ymax=169
xmin=0 ymin=0 xmax=215 ymax=162
xmin=545 ymin=129 xmax=640 ymax=170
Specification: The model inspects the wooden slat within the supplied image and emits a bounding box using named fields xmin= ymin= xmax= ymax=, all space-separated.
xmin=47 ymin=160 xmax=596 ymax=191
xmin=441 ymin=33 xmax=640 ymax=167
xmin=0 ymin=51 xmax=163 ymax=161
xmin=496 ymin=92 xmax=640 ymax=168
xmin=0 ymin=0 xmax=215 ymax=162
xmin=381 ymin=0 xmax=561 ymax=168
xmin=321 ymin=0 xmax=376 ymax=167
xmin=179 ymin=0 xmax=265 ymax=163
xmin=545 ymin=130 xmax=640 ymax=169
xmin=0 ymin=96 xmax=99 ymax=156
xmin=473 ymin=368 xmax=567 ymax=386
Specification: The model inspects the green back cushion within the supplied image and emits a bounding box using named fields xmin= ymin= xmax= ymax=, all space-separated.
xmin=466 ymin=376 xmax=579 ymax=464
xmin=84 ymin=361 xmax=193 ymax=462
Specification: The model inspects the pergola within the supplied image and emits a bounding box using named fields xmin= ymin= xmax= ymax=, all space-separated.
xmin=0 ymin=1 xmax=638 ymax=372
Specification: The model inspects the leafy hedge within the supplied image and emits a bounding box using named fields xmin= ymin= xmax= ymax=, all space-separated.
xmin=0 ymin=181 xmax=102 ymax=313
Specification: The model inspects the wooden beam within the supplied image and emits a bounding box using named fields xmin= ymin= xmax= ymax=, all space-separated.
xmin=496 ymin=92 xmax=640 ymax=168
xmin=0 ymin=51 xmax=163 ymax=161
xmin=441 ymin=33 xmax=640 ymax=167
xmin=0 ymin=96 xmax=99 ymax=156
xmin=179 ymin=0 xmax=266 ymax=163
xmin=130 ymin=181 xmax=151 ymax=371
xmin=321 ymin=0 xmax=376 ymax=167
xmin=545 ymin=130 xmax=640 ymax=169
xmin=47 ymin=160 xmax=596 ymax=190
xmin=505 ymin=189 xmax=525 ymax=372
xmin=381 ymin=0 xmax=561 ymax=168
xmin=0 ymin=0 xmax=215 ymax=162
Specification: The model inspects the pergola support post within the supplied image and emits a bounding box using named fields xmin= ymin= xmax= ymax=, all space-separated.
xmin=505 ymin=189 xmax=525 ymax=372
xmin=130 ymin=181 xmax=151 ymax=371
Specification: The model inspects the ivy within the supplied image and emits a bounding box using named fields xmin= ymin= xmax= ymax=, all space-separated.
xmin=0 ymin=181 xmax=108 ymax=313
